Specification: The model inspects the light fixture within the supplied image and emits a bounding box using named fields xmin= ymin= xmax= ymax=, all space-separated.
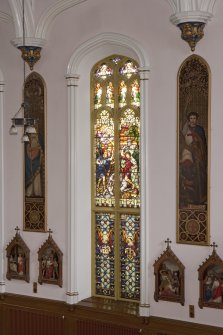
xmin=9 ymin=0 xmax=37 ymax=142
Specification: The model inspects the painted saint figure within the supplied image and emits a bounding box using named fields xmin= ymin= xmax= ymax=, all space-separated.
xmin=25 ymin=133 xmax=44 ymax=197
xmin=179 ymin=112 xmax=207 ymax=207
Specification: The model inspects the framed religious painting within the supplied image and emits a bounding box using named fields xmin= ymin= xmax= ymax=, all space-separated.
xmin=177 ymin=55 xmax=210 ymax=245
xmin=38 ymin=231 xmax=63 ymax=287
xmin=6 ymin=227 xmax=30 ymax=282
xmin=23 ymin=72 xmax=47 ymax=232
xmin=198 ymin=243 xmax=223 ymax=309
xmin=154 ymin=239 xmax=185 ymax=305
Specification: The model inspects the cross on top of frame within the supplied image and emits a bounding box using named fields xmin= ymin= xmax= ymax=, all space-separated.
xmin=165 ymin=238 xmax=172 ymax=249
xmin=210 ymin=241 xmax=218 ymax=253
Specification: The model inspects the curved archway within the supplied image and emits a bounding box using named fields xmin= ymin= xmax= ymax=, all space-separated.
xmin=66 ymin=32 xmax=150 ymax=316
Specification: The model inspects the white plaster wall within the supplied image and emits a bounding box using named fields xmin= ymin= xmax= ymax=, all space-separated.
xmin=1 ymin=0 xmax=223 ymax=328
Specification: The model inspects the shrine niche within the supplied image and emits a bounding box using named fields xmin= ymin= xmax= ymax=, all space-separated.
xmin=23 ymin=72 xmax=46 ymax=232
xmin=6 ymin=227 xmax=30 ymax=283
xmin=153 ymin=239 xmax=185 ymax=305
xmin=38 ymin=230 xmax=63 ymax=287
xmin=177 ymin=54 xmax=210 ymax=245
xmin=198 ymin=242 xmax=223 ymax=309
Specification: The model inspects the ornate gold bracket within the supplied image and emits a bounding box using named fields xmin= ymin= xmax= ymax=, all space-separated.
xmin=18 ymin=46 xmax=42 ymax=70
xmin=178 ymin=22 xmax=205 ymax=52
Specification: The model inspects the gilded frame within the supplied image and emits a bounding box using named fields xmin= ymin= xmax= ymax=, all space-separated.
xmin=6 ymin=230 xmax=30 ymax=283
xmin=38 ymin=234 xmax=63 ymax=287
xmin=153 ymin=242 xmax=185 ymax=305
xmin=198 ymin=248 xmax=223 ymax=309
xmin=177 ymin=54 xmax=210 ymax=245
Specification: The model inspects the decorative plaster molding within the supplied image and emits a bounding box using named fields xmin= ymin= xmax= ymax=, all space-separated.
xmin=8 ymin=0 xmax=35 ymax=37
xmin=8 ymin=0 xmax=87 ymax=51
xmin=168 ymin=0 xmax=216 ymax=25
xmin=35 ymin=0 xmax=87 ymax=40
xmin=11 ymin=37 xmax=46 ymax=48
xmin=0 ymin=11 xmax=13 ymax=24
xmin=67 ymin=32 xmax=149 ymax=75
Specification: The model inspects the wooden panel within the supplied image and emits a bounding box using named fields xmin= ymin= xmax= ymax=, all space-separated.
xmin=0 ymin=294 xmax=223 ymax=335
xmin=8 ymin=307 xmax=65 ymax=335
xmin=77 ymin=319 xmax=140 ymax=335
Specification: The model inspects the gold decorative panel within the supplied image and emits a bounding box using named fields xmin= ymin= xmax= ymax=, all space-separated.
xmin=177 ymin=55 xmax=210 ymax=245
xmin=23 ymin=72 xmax=46 ymax=231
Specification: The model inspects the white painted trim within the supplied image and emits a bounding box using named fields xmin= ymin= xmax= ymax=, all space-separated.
xmin=8 ymin=0 xmax=35 ymax=38
xmin=67 ymin=32 xmax=149 ymax=75
xmin=0 ymin=78 xmax=5 ymax=294
xmin=11 ymin=37 xmax=46 ymax=48
xmin=139 ymin=66 xmax=150 ymax=315
xmin=66 ymin=75 xmax=80 ymax=305
xmin=66 ymin=32 xmax=150 ymax=308
xmin=35 ymin=0 xmax=87 ymax=40
xmin=167 ymin=0 xmax=216 ymax=25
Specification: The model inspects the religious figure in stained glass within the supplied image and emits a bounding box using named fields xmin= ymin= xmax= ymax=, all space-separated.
xmin=119 ymin=80 xmax=127 ymax=107
xmin=91 ymin=55 xmax=140 ymax=301
xmin=106 ymin=82 xmax=114 ymax=108
xmin=94 ymin=83 xmax=103 ymax=109
xmin=95 ymin=63 xmax=113 ymax=80
xmin=95 ymin=110 xmax=115 ymax=207
xmin=120 ymin=215 xmax=140 ymax=300
xmin=131 ymin=79 xmax=140 ymax=106
xmin=119 ymin=60 xmax=138 ymax=79
xmin=120 ymin=109 xmax=140 ymax=208
xmin=96 ymin=213 xmax=115 ymax=297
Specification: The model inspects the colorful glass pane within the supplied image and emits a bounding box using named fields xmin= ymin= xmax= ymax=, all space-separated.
xmin=94 ymin=83 xmax=103 ymax=109
xmin=96 ymin=213 xmax=115 ymax=297
xmin=111 ymin=56 xmax=122 ymax=64
xmin=120 ymin=109 xmax=140 ymax=208
xmin=95 ymin=63 xmax=113 ymax=80
xmin=120 ymin=214 xmax=140 ymax=300
xmin=119 ymin=60 xmax=138 ymax=79
xmin=106 ymin=82 xmax=114 ymax=108
xmin=131 ymin=80 xmax=140 ymax=107
xmin=119 ymin=80 xmax=127 ymax=108
xmin=95 ymin=110 xmax=115 ymax=207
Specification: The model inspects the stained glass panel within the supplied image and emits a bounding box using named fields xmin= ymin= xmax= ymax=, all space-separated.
xmin=95 ymin=213 xmax=115 ymax=297
xmin=131 ymin=80 xmax=140 ymax=107
xmin=106 ymin=82 xmax=114 ymax=109
xmin=119 ymin=80 xmax=127 ymax=108
xmin=94 ymin=83 xmax=103 ymax=109
xmin=120 ymin=214 xmax=140 ymax=300
xmin=119 ymin=60 xmax=138 ymax=79
xmin=92 ymin=56 xmax=140 ymax=301
xmin=95 ymin=110 xmax=115 ymax=207
xmin=95 ymin=63 xmax=113 ymax=80
xmin=120 ymin=109 xmax=140 ymax=208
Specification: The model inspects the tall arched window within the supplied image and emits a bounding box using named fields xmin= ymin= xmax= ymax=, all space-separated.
xmin=91 ymin=55 xmax=140 ymax=301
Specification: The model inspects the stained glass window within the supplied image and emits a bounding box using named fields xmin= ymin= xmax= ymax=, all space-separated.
xmin=91 ymin=55 xmax=140 ymax=301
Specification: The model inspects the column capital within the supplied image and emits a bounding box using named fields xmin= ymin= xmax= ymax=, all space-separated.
xmin=138 ymin=66 xmax=150 ymax=80
xmin=66 ymin=74 xmax=80 ymax=87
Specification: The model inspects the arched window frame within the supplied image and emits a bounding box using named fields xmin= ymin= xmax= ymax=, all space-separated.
xmin=66 ymin=33 xmax=150 ymax=316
